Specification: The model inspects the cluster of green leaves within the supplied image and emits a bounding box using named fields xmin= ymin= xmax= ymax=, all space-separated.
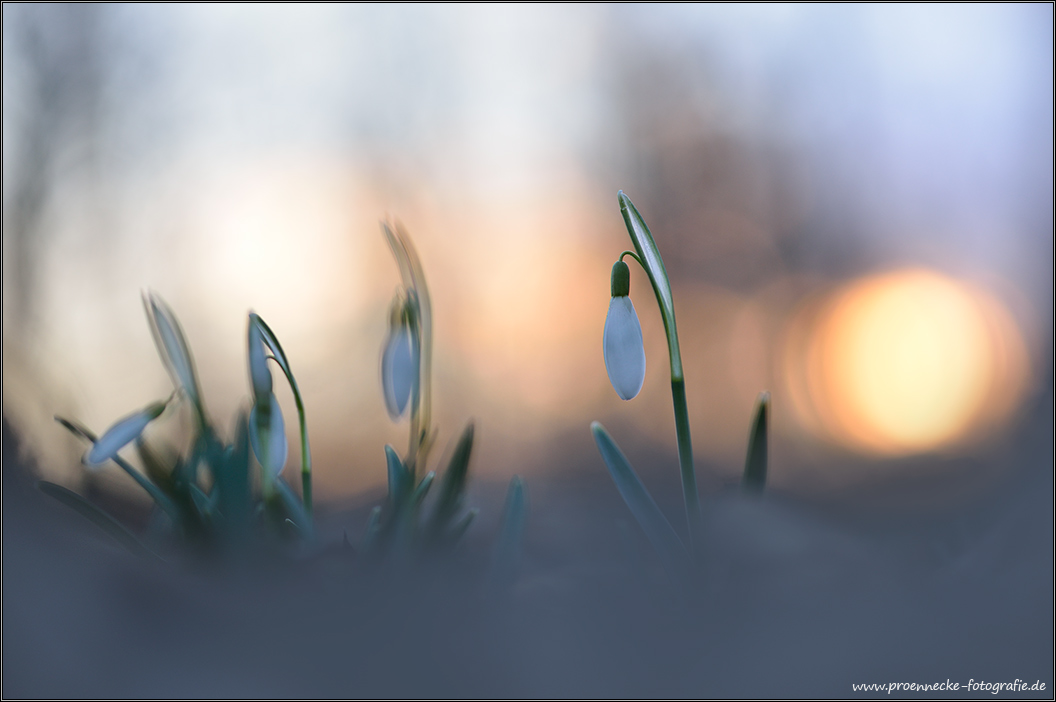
xmin=50 ymin=293 xmax=313 ymax=560
xmin=592 ymin=192 xmax=770 ymax=583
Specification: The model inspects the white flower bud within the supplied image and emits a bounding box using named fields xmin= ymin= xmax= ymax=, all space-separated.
xmin=250 ymin=394 xmax=288 ymax=480
xmin=247 ymin=315 xmax=272 ymax=402
xmin=84 ymin=401 xmax=166 ymax=467
xmin=381 ymin=324 xmax=420 ymax=420
xmin=603 ymin=295 xmax=646 ymax=400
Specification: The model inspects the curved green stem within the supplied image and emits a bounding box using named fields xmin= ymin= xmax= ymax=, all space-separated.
xmin=252 ymin=312 xmax=312 ymax=517
xmin=267 ymin=354 xmax=312 ymax=515
xmin=670 ymin=379 xmax=699 ymax=543
xmin=619 ymin=250 xmax=644 ymax=268
xmin=617 ymin=191 xmax=700 ymax=547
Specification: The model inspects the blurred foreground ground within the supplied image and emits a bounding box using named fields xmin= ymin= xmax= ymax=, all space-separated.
xmin=3 ymin=377 xmax=1052 ymax=698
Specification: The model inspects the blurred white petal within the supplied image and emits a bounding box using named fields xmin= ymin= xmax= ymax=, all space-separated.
xmin=84 ymin=402 xmax=165 ymax=467
xmin=381 ymin=325 xmax=419 ymax=420
xmin=146 ymin=292 xmax=199 ymax=402
xmin=250 ymin=395 xmax=288 ymax=480
xmin=603 ymin=296 xmax=646 ymax=401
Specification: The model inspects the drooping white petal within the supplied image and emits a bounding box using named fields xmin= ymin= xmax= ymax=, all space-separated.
xmin=603 ymin=296 xmax=646 ymax=401
xmin=247 ymin=316 xmax=272 ymax=401
xmin=250 ymin=395 xmax=288 ymax=480
xmin=381 ymin=325 xmax=420 ymax=419
xmin=84 ymin=402 xmax=166 ymax=467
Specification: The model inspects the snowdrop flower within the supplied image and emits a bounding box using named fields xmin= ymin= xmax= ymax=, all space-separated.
xmin=250 ymin=396 xmax=288 ymax=480
xmin=246 ymin=314 xmax=287 ymax=479
xmin=381 ymin=296 xmax=421 ymax=420
xmin=84 ymin=400 xmax=167 ymax=467
xmin=603 ymin=260 xmax=646 ymax=400
xmin=143 ymin=291 xmax=201 ymax=407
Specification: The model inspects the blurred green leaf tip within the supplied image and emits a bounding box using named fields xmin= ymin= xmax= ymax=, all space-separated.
xmin=742 ymin=392 xmax=770 ymax=492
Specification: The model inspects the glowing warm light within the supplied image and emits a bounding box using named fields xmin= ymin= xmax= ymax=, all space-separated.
xmin=190 ymin=157 xmax=372 ymax=349
xmin=785 ymin=269 xmax=1029 ymax=454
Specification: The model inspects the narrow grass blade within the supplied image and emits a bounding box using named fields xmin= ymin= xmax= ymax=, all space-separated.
xmin=591 ymin=422 xmax=689 ymax=582
xmin=430 ymin=422 xmax=474 ymax=531
xmin=490 ymin=476 xmax=528 ymax=590
xmin=742 ymin=391 xmax=769 ymax=492
xmin=38 ymin=481 xmax=160 ymax=561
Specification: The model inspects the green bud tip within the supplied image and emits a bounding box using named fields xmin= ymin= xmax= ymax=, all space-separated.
xmin=611 ymin=260 xmax=630 ymax=297
xmin=146 ymin=401 xmax=167 ymax=420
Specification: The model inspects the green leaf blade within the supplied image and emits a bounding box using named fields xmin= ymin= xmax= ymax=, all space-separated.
xmin=38 ymin=481 xmax=160 ymax=561
xmin=742 ymin=392 xmax=770 ymax=491
xmin=490 ymin=476 xmax=528 ymax=589
xmin=430 ymin=422 xmax=474 ymax=531
xmin=214 ymin=411 xmax=253 ymax=538
xmin=385 ymin=445 xmax=410 ymax=509
xmin=591 ymin=421 xmax=689 ymax=582
xmin=618 ymin=191 xmax=684 ymax=381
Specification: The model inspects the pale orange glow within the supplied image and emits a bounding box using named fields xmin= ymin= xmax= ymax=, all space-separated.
xmin=784 ymin=269 xmax=1030 ymax=454
xmin=190 ymin=156 xmax=373 ymax=345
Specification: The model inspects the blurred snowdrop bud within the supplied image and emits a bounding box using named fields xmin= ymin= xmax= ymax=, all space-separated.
xmin=143 ymin=291 xmax=200 ymax=405
xmin=604 ymin=260 xmax=646 ymax=400
xmin=84 ymin=401 xmax=167 ymax=467
xmin=247 ymin=314 xmax=272 ymax=402
xmin=381 ymin=299 xmax=420 ymax=420
xmin=250 ymin=395 xmax=288 ymax=480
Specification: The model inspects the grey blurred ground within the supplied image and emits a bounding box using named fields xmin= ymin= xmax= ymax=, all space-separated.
xmin=3 ymin=379 xmax=1053 ymax=698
